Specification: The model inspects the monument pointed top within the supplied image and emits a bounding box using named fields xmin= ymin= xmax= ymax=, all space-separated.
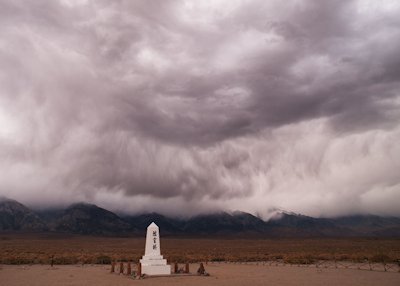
xmin=148 ymin=222 xmax=158 ymax=228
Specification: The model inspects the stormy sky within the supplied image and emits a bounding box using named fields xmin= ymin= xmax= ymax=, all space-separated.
xmin=0 ymin=0 xmax=400 ymax=218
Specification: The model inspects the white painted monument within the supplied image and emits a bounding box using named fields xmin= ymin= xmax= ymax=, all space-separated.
xmin=140 ymin=222 xmax=171 ymax=275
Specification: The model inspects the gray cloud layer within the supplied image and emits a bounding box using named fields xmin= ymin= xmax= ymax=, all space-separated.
xmin=0 ymin=0 xmax=400 ymax=217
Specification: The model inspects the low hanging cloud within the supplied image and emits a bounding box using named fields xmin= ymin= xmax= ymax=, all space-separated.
xmin=0 ymin=0 xmax=400 ymax=217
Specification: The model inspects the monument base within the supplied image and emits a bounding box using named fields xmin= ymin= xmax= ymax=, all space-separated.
xmin=141 ymin=264 xmax=171 ymax=275
xmin=140 ymin=255 xmax=171 ymax=275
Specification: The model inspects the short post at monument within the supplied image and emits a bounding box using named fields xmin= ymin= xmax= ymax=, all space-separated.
xmin=139 ymin=222 xmax=171 ymax=275
xmin=185 ymin=263 xmax=189 ymax=273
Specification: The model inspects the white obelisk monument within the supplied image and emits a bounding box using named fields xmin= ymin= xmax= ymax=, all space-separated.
xmin=140 ymin=222 xmax=171 ymax=275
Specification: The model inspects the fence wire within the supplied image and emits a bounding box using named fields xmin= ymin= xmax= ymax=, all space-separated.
xmin=208 ymin=260 xmax=400 ymax=273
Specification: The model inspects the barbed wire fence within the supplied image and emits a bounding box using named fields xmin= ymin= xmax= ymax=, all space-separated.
xmin=208 ymin=259 xmax=400 ymax=273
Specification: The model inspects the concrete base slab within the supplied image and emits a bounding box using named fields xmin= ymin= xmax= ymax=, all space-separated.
xmin=141 ymin=264 xmax=171 ymax=275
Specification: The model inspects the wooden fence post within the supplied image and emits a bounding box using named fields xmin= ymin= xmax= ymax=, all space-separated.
xmin=120 ymin=262 xmax=124 ymax=274
xmin=138 ymin=262 xmax=142 ymax=277
xmin=185 ymin=263 xmax=189 ymax=273
xmin=127 ymin=261 xmax=131 ymax=275
xmin=110 ymin=261 xmax=115 ymax=273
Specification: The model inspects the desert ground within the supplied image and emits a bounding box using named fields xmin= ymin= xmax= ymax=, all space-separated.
xmin=1 ymin=234 xmax=399 ymax=285
xmin=1 ymin=263 xmax=400 ymax=286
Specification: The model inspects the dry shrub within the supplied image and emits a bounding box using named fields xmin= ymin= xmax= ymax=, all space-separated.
xmin=370 ymin=254 xmax=391 ymax=263
xmin=284 ymin=255 xmax=315 ymax=264
xmin=1 ymin=257 xmax=35 ymax=265
xmin=210 ymin=257 xmax=225 ymax=262
xmin=0 ymin=234 xmax=399 ymax=265
xmin=94 ymin=255 xmax=111 ymax=264
xmin=167 ymin=255 xmax=187 ymax=263
xmin=52 ymin=256 xmax=79 ymax=265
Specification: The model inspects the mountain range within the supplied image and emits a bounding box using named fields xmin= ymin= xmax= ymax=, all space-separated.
xmin=1 ymin=197 xmax=400 ymax=237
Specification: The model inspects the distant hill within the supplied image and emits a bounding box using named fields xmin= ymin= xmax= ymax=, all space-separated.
xmin=332 ymin=215 xmax=400 ymax=237
xmin=48 ymin=203 xmax=132 ymax=235
xmin=182 ymin=211 xmax=267 ymax=235
xmin=1 ymin=198 xmax=400 ymax=237
xmin=0 ymin=198 xmax=46 ymax=231
xmin=125 ymin=211 xmax=270 ymax=235
xmin=124 ymin=212 xmax=184 ymax=234
xmin=264 ymin=212 xmax=354 ymax=237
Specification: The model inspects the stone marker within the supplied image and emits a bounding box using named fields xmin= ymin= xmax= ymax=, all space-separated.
xmin=197 ymin=263 xmax=205 ymax=275
xmin=139 ymin=222 xmax=171 ymax=275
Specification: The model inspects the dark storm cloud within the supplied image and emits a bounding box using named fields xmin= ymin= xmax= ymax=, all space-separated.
xmin=0 ymin=0 xmax=399 ymax=217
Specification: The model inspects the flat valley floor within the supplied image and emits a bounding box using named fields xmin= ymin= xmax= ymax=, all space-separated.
xmin=1 ymin=234 xmax=400 ymax=264
xmin=1 ymin=235 xmax=400 ymax=285
xmin=1 ymin=263 xmax=400 ymax=286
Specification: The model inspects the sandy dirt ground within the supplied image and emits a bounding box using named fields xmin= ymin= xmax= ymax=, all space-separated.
xmin=0 ymin=263 xmax=399 ymax=286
